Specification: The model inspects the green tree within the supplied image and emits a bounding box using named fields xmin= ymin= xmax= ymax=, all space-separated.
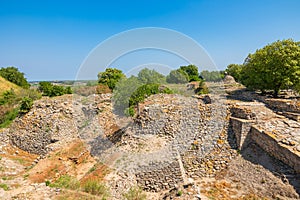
xmin=64 ymin=86 xmax=73 ymax=94
xmin=166 ymin=69 xmax=189 ymax=84
xmin=200 ymin=70 xmax=223 ymax=82
xmin=137 ymin=68 xmax=166 ymax=84
xmin=241 ymin=39 xmax=300 ymax=96
xmin=225 ymin=64 xmax=243 ymax=82
xmin=128 ymin=83 xmax=173 ymax=116
xmin=179 ymin=65 xmax=200 ymax=82
xmin=113 ymin=76 xmax=142 ymax=115
xmin=98 ymin=68 xmax=125 ymax=90
xmin=38 ymin=82 xmax=53 ymax=96
xmin=38 ymin=82 xmax=71 ymax=97
xmin=0 ymin=66 xmax=30 ymax=88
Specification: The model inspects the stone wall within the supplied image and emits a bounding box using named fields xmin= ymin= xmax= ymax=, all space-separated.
xmin=9 ymin=94 xmax=103 ymax=155
xmin=265 ymin=98 xmax=300 ymax=114
xmin=9 ymin=97 xmax=77 ymax=155
xmin=230 ymin=117 xmax=254 ymax=150
xmin=230 ymin=107 xmax=256 ymax=120
xmin=135 ymin=161 xmax=183 ymax=192
xmin=250 ymin=126 xmax=300 ymax=173
xmin=229 ymin=103 xmax=300 ymax=174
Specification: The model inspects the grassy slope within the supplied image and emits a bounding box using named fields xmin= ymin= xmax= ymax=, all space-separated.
xmin=0 ymin=76 xmax=21 ymax=94
xmin=0 ymin=76 xmax=21 ymax=128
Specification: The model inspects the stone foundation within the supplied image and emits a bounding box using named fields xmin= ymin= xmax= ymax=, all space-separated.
xmin=265 ymin=98 xmax=300 ymax=114
xmin=230 ymin=117 xmax=254 ymax=150
xmin=135 ymin=161 xmax=184 ymax=192
xmin=230 ymin=103 xmax=300 ymax=173
xmin=250 ymin=126 xmax=300 ymax=173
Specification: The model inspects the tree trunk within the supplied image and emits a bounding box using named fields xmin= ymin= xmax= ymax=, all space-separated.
xmin=273 ymin=87 xmax=280 ymax=98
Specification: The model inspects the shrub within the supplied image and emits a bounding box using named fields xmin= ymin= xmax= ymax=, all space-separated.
xmin=0 ymin=66 xmax=30 ymax=88
xmin=50 ymin=175 xmax=80 ymax=190
xmin=82 ymin=179 xmax=110 ymax=198
xmin=123 ymin=186 xmax=146 ymax=200
xmin=0 ymin=183 xmax=9 ymax=191
xmin=39 ymin=82 xmax=72 ymax=97
xmin=0 ymin=89 xmax=17 ymax=105
xmin=128 ymin=84 xmax=173 ymax=116
xmin=129 ymin=84 xmax=172 ymax=108
xmin=0 ymin=106 xmax=19 ymax=128
xmin=177 ymin=190 xmax=183 ymax=196
xmin=195 ymin=80 xmax=209 ymax=95
xmin=0 ymin=89 xmax=40 ymax=127
xmin=19 ymin=97 xmax=33 ymax=114
xmin=65 ymin=86 xmax=73 ymax=94
xmin=45 ymin=180 xmax=51 ymax=186
xmin=124 ymin=107 xmax=135 ymax=117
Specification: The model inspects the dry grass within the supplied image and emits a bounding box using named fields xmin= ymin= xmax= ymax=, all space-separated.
xmin=201 ymin=180 xmax=269 ymax=200
xmin=55 ymin=189 xmax=103 ymax=200
xmin=0 ymin=76 xmax=20 ymax=94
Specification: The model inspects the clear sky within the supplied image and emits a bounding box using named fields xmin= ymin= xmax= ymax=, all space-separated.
xmin=0 ymin=0 xmax=300 ymax=81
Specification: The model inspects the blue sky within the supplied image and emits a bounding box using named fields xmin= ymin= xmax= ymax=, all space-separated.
xmin=0 ymin=0 xmax=300 ymax=81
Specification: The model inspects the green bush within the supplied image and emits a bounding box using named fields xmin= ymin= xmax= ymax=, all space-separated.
xmin=65 ymin=86 xmax=73 ymax=94
xmin=50 ymin=175 xmax=80 ymax=190
xmin=177 ymin=190 xmax=183 ymax=196
xmin=45 ymin=180 xmax=51 ymax=186
xmin=51 ymin=85 xmax=66 ymax=96
xmin=0 ymin=66 xmax=30 ymax=88
xmin=39 ymin=82 xmax=72 ymax=97
xmin=0 ymin=89 xmax=17 ymax=105
xmin=129 ymin=84 xmax=172 ymax=107
xmin=128 ymin=84 xmax=173 ymax=116
xmin=0 ymin=106 xmax=19 ymax=128
xmin=0 ymin=183 xmax=9 ymax=191
xmin=195 ymin=80 xmax=209 ymax=95
xmin=0 ymin=89 xmax=41 ymax=128
xmin=123 ymin=186 xmax=146 ymax=200
xmin=82 ymin=179 xmax=110 ymax=198
xmin=19 ymin=97 xmax=33 ymax=114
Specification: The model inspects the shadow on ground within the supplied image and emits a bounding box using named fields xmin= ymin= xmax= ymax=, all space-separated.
xmin=226 ymin=124 xmax=300 ymax=196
